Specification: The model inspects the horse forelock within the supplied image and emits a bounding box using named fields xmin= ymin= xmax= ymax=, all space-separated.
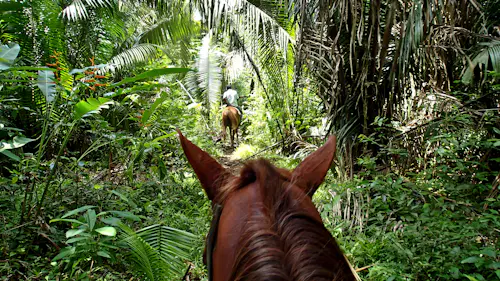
xmin=217 ymin=159 xmax=355 ymax=281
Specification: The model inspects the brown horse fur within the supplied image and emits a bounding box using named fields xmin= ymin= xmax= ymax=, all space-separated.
xmin=177 ymin=130 xmax=357 ymax=281
xmin=221 ymin=106 xmax=240 ymax=147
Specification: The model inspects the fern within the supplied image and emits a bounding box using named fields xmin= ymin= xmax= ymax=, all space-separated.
xmin=137 ymin=224 xmax=195 ymax=275
xmin=119 ymin=223 xmax=196 ymax=280
xmin=120 ymin=223 xmax=168 ymax=281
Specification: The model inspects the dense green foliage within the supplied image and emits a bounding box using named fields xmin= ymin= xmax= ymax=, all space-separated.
xmin=1 ymin=0 xmax=499 ymax=280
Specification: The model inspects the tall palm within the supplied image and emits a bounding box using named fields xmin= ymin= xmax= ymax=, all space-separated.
xmin=292 ymin=0 xmax=493 ymax=169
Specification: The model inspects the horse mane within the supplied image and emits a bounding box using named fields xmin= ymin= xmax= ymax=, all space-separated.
xmin=220 ymin=159 xmax=355 ymax=281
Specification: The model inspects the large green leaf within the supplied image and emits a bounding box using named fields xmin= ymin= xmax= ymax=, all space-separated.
xmin=49 ymin=218 xmax=86 ymax=225
xmin=95 ymin=226 xmax=117 ymax=237
xmin=37 ymin=69 xmax=57 ymax=103
xmin=66 ymin=228 xmax=86 ymax=238
xmin=461 ymin=256 xmax=481 ymax=264
xmin=0 ymin=150 xmax=20 ymax=162
xmin=74 ymin=97 xmax=115 ymax=121
xmin=8 ymin=66 xmax=57 ymax=72
xmin=0 ymin=43 xmax=20 ymax=70
xmin=85 ymin=209 xmax=97 ymax=231
xmin=52 ymin=247 xmax=76 ymax=261
xmin=110 ymin=68 xmax=191 ymax=88
xmin=97 ymin=250 xmax=112 ymax=258
xmin=0 ymin=136 xmax=35 ymax=152
xmin=106 ymin=211 xmax=141 ymax=222
xmin=141 ymin=91 xmax=169 ymax=125
xmin=61 ymin=205 xmax=96 ymax=218
xmin=109 ymin=190 xmax=137 ymax=208
xmin=200 ymin=0 xmax=294 ymax=52
xmin=151 ymin=132 xmax=176 ymax=143
xmin=66 ymin=236 xmax=89 ymax=244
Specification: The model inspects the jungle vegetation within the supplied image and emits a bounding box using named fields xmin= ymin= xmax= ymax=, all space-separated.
xmin=0 ymin=0 xmax=499 ymax=280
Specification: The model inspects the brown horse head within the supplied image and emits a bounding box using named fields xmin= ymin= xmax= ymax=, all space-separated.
xmin=177 ymin=130 xmax=357 ymax=281
xmin=221 ymin=106 xmax=240 ymax=147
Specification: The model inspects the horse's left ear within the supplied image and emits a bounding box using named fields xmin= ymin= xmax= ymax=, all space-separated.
xmin=291 ymin=135 xmax=337 ymax=197
xmin=177 ymin=129 xmax=227 ymax=202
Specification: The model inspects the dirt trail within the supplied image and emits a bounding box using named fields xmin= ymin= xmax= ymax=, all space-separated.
xmin=217 ymin=146 xmax=240 ymax=169
xmin=217 ymin=128 xmax=246 ymax=169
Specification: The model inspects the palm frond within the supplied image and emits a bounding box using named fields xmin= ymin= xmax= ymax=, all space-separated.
xmin=119 ymin=223 xmax=196 ymax=280
xmin=61 ymin=0 xmax=115 ymax=22
xmin=223 ymin=51 xmax=248 ymax=83
xmin=104 ymin=44 xmax=160 ymax=73
xmin=462 ymin=40 xmax=500 ymax=83
xmin=133 ymin=0 xmax=187 ymax=16
xmin=197 ymin=33 xmax=222 ymax=107
xmin=248 ymin=0 xmax=292 ymax=30
xmin=137 ymin=224 xmax=196 ymax=273
xmin=119 ymin=223 xmax=167 ymax=281
xmin=197 ymin=0 xmax=294 ymax=57
xmin=137 ymin=9 xmax=197 ymax=65
xmin=138 ymin=2 xmax=194 ymax=44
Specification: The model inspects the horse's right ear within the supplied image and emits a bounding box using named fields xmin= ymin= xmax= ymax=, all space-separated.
xmin=177 ymin=129 xmax=227 ymax=201
xmin=291 ymin=135 xmax=337 ymax=197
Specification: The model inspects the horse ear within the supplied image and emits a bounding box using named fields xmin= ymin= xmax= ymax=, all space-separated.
xmin=177 ymin=129 xmax=227 ymax=201
xmin=291 ymin=136 xmax=337 ymax=197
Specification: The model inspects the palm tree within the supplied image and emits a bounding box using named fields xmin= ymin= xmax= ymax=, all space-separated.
xmin=291 ymin=0 xmax=495 ymax=170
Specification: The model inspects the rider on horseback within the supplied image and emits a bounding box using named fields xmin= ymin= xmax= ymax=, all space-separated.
xmin=222 ymin=85 xmax=242 ymax=119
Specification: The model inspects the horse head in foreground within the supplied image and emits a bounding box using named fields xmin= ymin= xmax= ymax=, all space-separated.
xmin=177 ymin=130 xmax=357 ymax=281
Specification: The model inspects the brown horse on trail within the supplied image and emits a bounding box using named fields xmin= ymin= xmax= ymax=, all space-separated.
xmin=177 ymin=130 xmax=358 ymax=281
xmin=221 ymin=106 xmax=240 ymax=147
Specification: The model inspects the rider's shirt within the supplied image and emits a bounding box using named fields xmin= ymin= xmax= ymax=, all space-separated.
xmin=222 ymin=89 xmax=239 ymax=107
